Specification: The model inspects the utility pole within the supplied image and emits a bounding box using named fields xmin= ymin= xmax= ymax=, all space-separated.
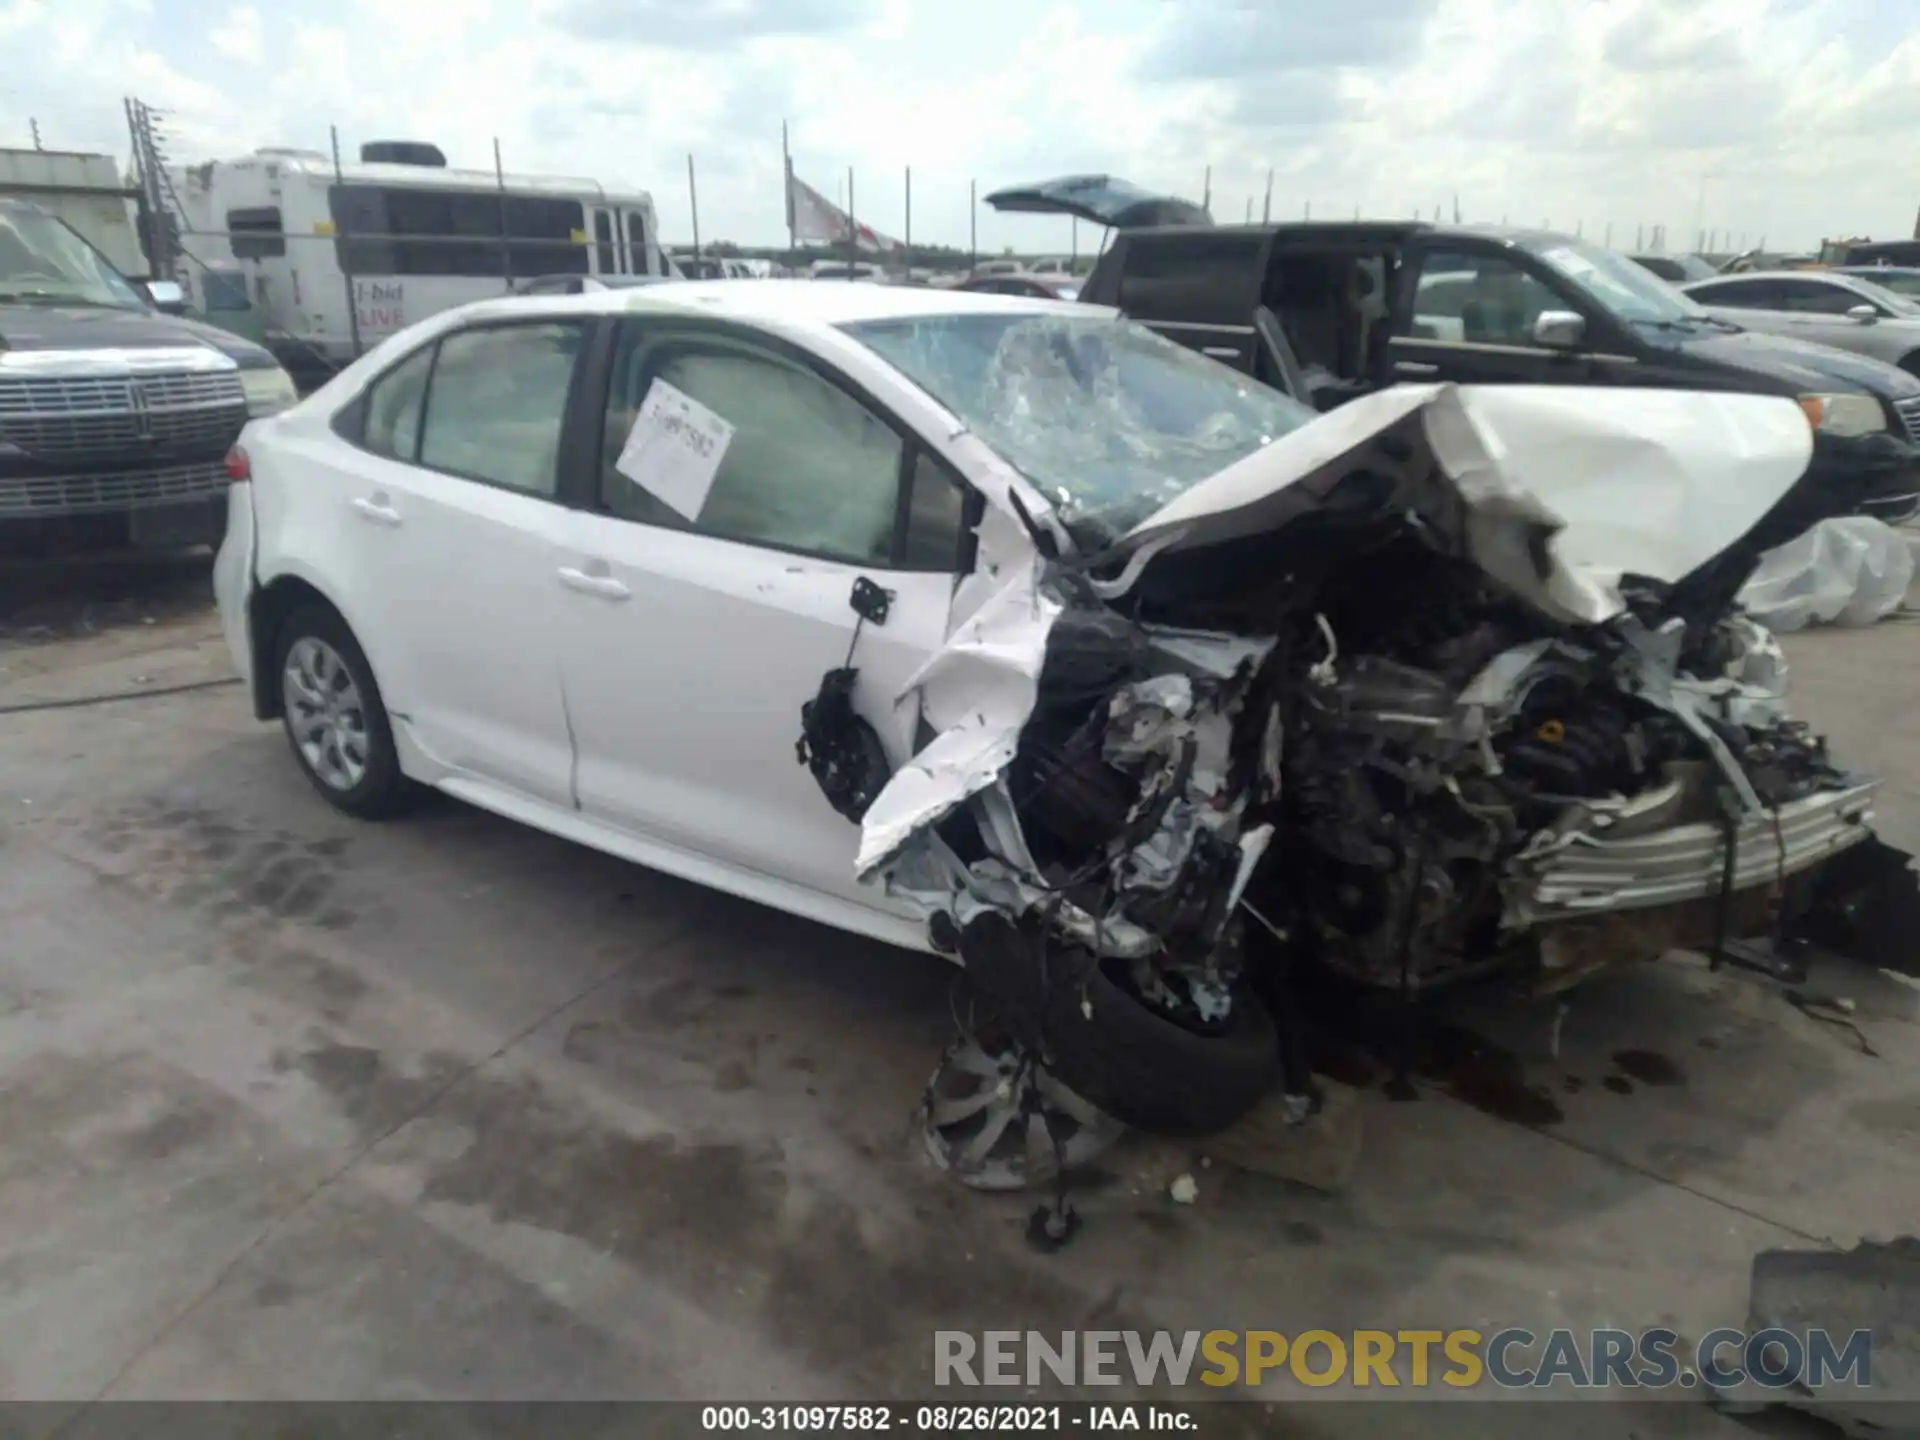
xmin=781 ymin=120 xmax=795 ymax=258
xmin=1262 ymin=168 xmax=1273 ymax=224
xmin=29 ymin=118 xmax=42 ymax=150
xmin=687 ymin=153 xmax=701 ymax=268
xmin=330 ymin=124 xmax=362 ymax=360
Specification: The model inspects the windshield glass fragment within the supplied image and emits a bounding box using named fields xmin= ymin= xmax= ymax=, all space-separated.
xmin=843 ymin=313 xmax=1316 ymax=549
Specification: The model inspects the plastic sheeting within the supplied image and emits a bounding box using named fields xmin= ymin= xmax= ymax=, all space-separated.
xmin=1738 ymin=517 xmax=1918 ymax=632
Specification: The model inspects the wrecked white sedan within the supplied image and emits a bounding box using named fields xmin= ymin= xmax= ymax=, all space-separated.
xmin=214 ymin=281 xmax=1916 ymax=1147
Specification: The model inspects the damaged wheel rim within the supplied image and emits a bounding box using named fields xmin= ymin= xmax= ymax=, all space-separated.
xmin=920 ymin=1033 xmax=1125 ymax=1192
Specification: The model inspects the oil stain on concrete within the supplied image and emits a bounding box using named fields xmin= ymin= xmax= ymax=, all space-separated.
xmin=286 ymin=1036 xmax=1230 ymax=1405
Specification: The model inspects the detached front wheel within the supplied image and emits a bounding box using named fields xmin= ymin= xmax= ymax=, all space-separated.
xmin=959 ymin=912 xmax=1279 ymax=1136
xmin=275 ymin=606 xmax=407 ymax=818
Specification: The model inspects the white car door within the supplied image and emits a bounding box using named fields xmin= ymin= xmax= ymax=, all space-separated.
xmin=553 ymin=317 xmax=974 ymax=912
xmin=322 ymin=319 xmax=587 ymax=808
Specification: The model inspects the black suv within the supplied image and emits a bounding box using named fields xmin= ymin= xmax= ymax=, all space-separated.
xmin=0 ymin=197 xmax=297 ymax=551
xmin=984 ymin=181 xmax=1920 ymax=527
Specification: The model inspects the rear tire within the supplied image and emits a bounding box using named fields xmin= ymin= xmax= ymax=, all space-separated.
xmin=273 ymin=605 xmax=408 ymax=819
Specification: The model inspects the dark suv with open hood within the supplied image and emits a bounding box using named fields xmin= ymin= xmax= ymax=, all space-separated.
xmin=0 ymin=197 xmax=298 ymax=551
xmin=987 ymin=179 xmax=1920 ymax=532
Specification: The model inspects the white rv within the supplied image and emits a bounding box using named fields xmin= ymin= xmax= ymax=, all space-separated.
xmin=169 ymin=141 xmax=662 ymax=382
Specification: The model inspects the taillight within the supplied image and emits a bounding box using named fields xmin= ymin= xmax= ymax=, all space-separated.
xmin=224 ymin=444 xmax=251 ymax=482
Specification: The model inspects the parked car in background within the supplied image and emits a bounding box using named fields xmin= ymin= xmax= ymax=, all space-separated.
xmin=1834 ymin=265 xmax=1920 ymax=300
xmin=1631 ymin=252 xmax=1720 ymax=283
xmin=952 ymin=272 xmax=1080 ymax=300
xmin=512 ymin=274 xmax=672 ymax=296
xmin=809 ymin=261 xmax=883 ymax=281
xmin=967 ymin=258 xmax=1028 ymax=278
xmin=212 ymin=280 xmax=1914 ymax=1137
xmin=0 ymin=196 xmax=297 ymax=552
xmin=1720 ymin=250 xmax=1825 ymax=273
xmin=1679 ymin=270 xmax=1920 ymax=375
xmin=998 ymin=173 xmax=1920 ymax=527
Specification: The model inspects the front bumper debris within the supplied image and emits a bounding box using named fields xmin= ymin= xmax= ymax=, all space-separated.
xmin=1514 ymin=779 xmax=1879 ymax=925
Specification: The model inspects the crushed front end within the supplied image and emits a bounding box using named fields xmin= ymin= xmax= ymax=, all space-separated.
xmin=848 ymin=379 xmax=1915 ymax=1139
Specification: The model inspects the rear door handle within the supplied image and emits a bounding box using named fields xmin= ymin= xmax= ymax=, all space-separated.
xmin=1395 ymin=360 xmax=1440 ymax=376
xmin=352 ymin=497 xmax=402 ymax=526
xmin=557 ymin=566 xmax=631 ymax=601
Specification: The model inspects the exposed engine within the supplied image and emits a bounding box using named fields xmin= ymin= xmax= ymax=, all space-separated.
xmin=1255 ymin=537 xmax=1860 ymax=990
xmin=992 ymin=523 xmax=1872 ymax=1000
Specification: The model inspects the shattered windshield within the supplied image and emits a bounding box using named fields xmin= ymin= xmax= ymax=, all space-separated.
xmin=0 ymin=206 xmax=146 ymax=309
xmin=842 ymin=312 xmax=1315 ymax=549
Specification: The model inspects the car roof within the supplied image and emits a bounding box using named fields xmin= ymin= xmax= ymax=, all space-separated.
xmin=1683 ymin=269 xmax=1848 ymax=284
xmin=462 ymin=278 xmax=1086 ymax=331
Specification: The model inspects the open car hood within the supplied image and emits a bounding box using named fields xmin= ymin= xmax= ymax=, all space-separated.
xmin=1105 ymin=384 xmax=1817 ymax=626
xmin=983 ymin=174 xmax=1214 ymax=229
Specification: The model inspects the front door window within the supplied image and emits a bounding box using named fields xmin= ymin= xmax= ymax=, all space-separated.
xmin=1411 ymin=248 xmax=1566 ymax=347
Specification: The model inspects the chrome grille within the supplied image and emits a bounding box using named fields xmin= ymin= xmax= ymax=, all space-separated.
xmin=1891 ymin=395 xmax=1920 ymax=445
xmin=0 ymin=460 xmax=231 ymax=517
xmin=0 ymin=370 xmax=246 ymax=459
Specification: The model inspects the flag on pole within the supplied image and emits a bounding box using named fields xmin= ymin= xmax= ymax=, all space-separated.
xmin=786 ymin=170 xmax=901 ymax=253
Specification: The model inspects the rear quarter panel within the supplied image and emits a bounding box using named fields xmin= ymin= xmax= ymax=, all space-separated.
xmin=246 ymin=411 xmax=395 ymax=690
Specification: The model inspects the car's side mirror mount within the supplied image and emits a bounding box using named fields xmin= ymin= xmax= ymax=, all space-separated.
xmin=1532 ymin=310 xmax=1586 ymax=349
xmin=1848 ymin=303 xmax=1878 ymax=324
xmin=144 ymin=279 xmax=188 ymax=314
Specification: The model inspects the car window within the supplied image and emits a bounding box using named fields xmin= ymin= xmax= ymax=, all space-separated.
xmin=1846 ymin=269 xmax=1920 ymax=299
xmin=362 ymin=344 xmax=434 ymax=461
xmin=599 ymin=328 xmax=907 ymax=566
xmin=1690 ymin=278 xmax=1786 ymax=308
xmin=1410 ymin=248 xmax=1565 ymax=346
xmin=899 ymin=450 xmax=969 ymax=570
xmin=1777 ymin=279 xmax=1871 ymax=315
xmin=418 ymin=322 xmax=585 ymax=495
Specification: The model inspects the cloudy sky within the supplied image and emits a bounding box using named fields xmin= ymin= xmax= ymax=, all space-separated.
xmin=2 ymin=0 xmax=1917 ymax=255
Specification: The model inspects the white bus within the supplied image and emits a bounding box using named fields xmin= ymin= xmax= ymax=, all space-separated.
xmin=169 ymin=141 xmax=663 ymax=384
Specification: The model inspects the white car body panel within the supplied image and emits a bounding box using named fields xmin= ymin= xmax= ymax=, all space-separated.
xmin=218 ymin=282 xmax=1091 ymax=954
xmin=554 ymin=509 xmax=956 ymax=916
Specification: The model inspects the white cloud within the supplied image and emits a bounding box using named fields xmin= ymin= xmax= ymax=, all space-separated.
xmin=0 ymin=0 xmax=1915 ymax=253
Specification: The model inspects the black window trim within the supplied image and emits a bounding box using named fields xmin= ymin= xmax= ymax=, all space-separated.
xmin=226 ymin=205 xmax=286 ymax=260
xmin=336 ymin=315 xmax=599 ymax=505
xmin=576 ymin=313 xmax=980 ymax=574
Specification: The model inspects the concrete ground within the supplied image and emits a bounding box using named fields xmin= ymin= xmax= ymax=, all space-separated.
xmin=1 ymin=554 xmax=1915 ymax=1435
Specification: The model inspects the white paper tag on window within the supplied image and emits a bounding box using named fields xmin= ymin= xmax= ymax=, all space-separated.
xmin=613 ymin=378 xmax=735 ymax=521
